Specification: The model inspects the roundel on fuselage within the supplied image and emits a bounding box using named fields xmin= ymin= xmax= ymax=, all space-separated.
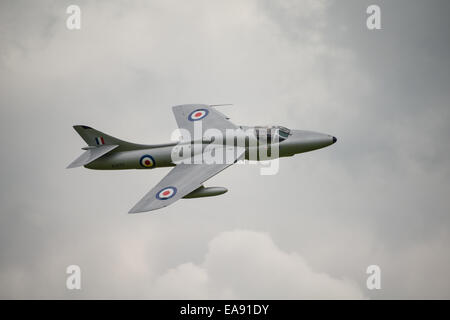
xmin=188 ymin=108 xmax=209 ymax=121
xmin=156 ymin=186 xmax=177 ymax=200
xmin=140 ymin=154 xmax=156 ymax=168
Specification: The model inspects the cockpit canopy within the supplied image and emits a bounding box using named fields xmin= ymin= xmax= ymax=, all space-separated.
xmin=255 ymin=125 xmax=291 ymax=142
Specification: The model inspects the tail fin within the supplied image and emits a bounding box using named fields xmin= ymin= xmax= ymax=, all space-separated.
xmin=72 ymin=125 xmax=177 ymax=150
xmin=73 ymin=125 xmax=126 ymax=147
xmin=68 ymin=125 xmax=176 ymax=169
xmin=68 ymin=125 xmax=135 ymax=169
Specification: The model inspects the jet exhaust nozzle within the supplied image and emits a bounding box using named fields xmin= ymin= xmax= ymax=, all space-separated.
xmin=183 ymin=186 xmax=228 ymax=199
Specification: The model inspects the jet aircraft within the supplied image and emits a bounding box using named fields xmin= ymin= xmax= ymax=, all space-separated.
xmin=68 ymin=104 xmax=336 ymax=213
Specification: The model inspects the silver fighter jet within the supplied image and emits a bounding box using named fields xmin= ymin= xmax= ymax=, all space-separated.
xmin=68 ymin=104 xmax=336 ymax=213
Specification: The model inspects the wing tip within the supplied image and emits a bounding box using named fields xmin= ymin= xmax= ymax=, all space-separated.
xmin=128 ymin=204 xmax=159 ymax=214
xmin=128 ymin=206 xmax=145 ymax=214
xmin=128 ymin=201 xmax=172 ymax=214
xmin=127 ymin=208 xmax=159 ymax=214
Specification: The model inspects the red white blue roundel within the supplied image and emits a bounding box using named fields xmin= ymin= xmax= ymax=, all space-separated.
xmin=140 ymin=154 xmax=155 ymax=168
xmin=156 ymin=186 xmax=177 ymax=200
xmin=188 ymin=108 xmax=209 ymax=121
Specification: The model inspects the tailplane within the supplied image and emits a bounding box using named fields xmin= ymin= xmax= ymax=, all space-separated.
xmin=67 ymin=125 xmax=138 ymax=169
xmin=66 ymin=144 xmax=118 ymax=168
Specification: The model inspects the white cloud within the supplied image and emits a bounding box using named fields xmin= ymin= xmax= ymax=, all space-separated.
xmin=152 ymin=230 xmax=365 ymax=299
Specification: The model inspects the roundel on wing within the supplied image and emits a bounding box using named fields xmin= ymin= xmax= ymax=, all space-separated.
xmin=156 ymin=186 xmax=177 ymax=200
xmin=188 ymin=108 xmax=209 ymax=121
xmin=140 ymin=154 xmax=156 ymax=168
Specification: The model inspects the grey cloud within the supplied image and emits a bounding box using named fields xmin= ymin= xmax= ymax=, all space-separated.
xmin=0 ymin=0 xmax=449 ymax=299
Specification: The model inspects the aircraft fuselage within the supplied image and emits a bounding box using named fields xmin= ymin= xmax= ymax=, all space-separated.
xmin=85 ymin=128 xmax=336 ymax=170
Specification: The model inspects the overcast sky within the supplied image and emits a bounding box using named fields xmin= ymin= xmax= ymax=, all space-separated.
xmin=1 ymin=0 xmax=449 ymax=299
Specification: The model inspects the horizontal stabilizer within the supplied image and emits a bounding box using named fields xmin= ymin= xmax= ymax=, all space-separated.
xmin=67 ymin=145 xmax=118 ymax=169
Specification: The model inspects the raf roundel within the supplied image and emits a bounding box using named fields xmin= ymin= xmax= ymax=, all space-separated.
xmin=140 ymin=154 xmax=156 ymax=168
xmin=188 ymin=108 xmax=209 ymax=121
xmin=156 ymin=186 xmax=177 ymax=200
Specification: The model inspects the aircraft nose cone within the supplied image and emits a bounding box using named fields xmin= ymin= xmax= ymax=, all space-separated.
xmin=332 ymin=136 xmax=337 ymax=144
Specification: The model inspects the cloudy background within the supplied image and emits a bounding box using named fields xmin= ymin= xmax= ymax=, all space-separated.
xmin=1 ymin=0 xmax=449 ymax=299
